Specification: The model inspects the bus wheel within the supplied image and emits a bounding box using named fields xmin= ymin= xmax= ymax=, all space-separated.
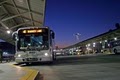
xmin=16 ymin=63 xmax=22 ymax=65
xmin=25 ymin=62 xmax=30 ymax=65
xmin=53 ymin=54 xmax=56 ymax=60
xmin=114 ymin=49 xmax=118 ymax=54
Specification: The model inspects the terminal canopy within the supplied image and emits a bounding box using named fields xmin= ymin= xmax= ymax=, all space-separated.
xmin=0 ymin=0 xmax=46 ymax=44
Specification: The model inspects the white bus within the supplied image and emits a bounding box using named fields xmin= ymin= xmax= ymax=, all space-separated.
xmin=12 ymin=27 xmax=56 ymax=64
xmin=110 ymin=39 xmax=120 ymax=54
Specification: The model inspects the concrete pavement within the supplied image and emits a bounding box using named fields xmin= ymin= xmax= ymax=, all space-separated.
xmin=0 ymin=62 xmax=39 ymax=80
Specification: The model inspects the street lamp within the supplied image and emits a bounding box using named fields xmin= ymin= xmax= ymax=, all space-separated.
xmin=74 ymin=33 xmax=81 ymax=41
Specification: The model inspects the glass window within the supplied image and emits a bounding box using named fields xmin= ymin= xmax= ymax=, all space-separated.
xmin=17 ymin=33 xmax=49 ymax=51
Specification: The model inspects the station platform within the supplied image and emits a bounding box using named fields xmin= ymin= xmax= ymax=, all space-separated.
xmin=0 ymin=62 xmax=39 ymax=80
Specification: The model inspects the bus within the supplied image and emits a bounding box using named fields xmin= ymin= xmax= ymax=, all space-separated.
xmin=110 ymin=39 xmax=120 ymax=54
xmin=12 ymin=27 xmax=56 ymax=64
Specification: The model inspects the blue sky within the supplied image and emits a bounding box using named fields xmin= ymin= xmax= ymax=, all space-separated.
xmin=45 ymin=0 xmax=120 ymax=48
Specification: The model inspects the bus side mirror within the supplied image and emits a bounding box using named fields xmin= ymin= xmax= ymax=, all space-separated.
xmin=52 ymin=32 xmax=55 ymax=39
xmin=12 ymin=32 xmax=18 ymax=41
xmin=51 ymin=30 xmax=55 ymax=39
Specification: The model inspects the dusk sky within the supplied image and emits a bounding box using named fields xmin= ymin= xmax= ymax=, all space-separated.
xmin=45 ymin=0 xmax=120 ymax=48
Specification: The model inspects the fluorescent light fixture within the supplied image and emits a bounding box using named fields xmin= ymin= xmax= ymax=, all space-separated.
xmin=93 ymin=42 xmax=96 ymax=45
xmin=114 ymin=37 xmax=117 ymax=41
xmin=105 ymin=40 xmax=107 ymax=42
xmin=7 ymin=30 xmax=11 ymax=34
xmin=28 ymin=44 xmax=31 ymax=46
xmin=88 ymin=44 xmax=90 ymax=46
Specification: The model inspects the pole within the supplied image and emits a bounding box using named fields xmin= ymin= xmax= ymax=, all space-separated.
xmin=0 ymin=49 xmax=2 ymax=63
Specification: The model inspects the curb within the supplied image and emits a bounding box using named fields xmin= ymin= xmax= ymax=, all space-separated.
xmin=20 ymin=67 xmax=39 ymax=80
xmin=10 ymin=64 xmax=39 ymax=80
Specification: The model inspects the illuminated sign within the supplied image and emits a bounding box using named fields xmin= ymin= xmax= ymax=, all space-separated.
xmin=22 ymin=29 xmax=42 ymax=33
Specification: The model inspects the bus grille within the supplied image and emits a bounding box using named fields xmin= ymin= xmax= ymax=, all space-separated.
xmin=26 ymin=58 xmax=38 ymax=61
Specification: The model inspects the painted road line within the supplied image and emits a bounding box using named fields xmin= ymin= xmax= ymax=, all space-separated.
xmin=20 ymin=68 xmax=39 ymax=80
xmin=10 ymin=64 xmax=39 ymax=80
xmin=26 ymin=70 xmax=39 ymax=80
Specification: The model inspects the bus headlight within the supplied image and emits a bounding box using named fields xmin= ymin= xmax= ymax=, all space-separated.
xmin=18 ymin=54 xmax=21 ymax=57
xmin=44 ymin=53 xmax=48 ymax=56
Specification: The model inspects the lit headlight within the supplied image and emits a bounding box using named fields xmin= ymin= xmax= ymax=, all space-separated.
xmin=44 ymin=53 xmax=48 ymax=56
xmin=18 ymin=54 xmax=21 ymax=57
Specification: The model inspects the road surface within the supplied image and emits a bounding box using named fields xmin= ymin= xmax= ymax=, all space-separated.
xmin=22 ymin=54 xmax=120 ymax=80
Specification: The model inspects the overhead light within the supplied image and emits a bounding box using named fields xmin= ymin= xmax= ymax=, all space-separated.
xmin=88 ymin=44 xmax=90 ymax=47
xmin=114 ymin=37 xmax=117 ymax=41
xmin=93 ymin=42 xmax=96 ymax=45
xmin=7 ymin=30 xmax=11 ymax=34
xmin=105 ymin=40 xmax=107 ymax=42
xmin=28 ymin=44 xmax=31 ymax=46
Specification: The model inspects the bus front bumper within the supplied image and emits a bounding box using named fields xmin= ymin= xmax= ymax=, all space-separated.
xmin=15 ymin=57 xmax=53 ymax=63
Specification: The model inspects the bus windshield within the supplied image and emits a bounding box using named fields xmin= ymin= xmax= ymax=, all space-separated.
xmin=17 ymin=33 xmax=49 ymax=51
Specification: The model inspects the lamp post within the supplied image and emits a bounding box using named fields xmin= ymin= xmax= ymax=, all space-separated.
xmin=74 ymin=33 xmax=81 ymax=42
xmin=0 ymin=48 xmax=2 ymax=63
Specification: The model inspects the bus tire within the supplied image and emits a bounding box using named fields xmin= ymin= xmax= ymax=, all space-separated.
xmin=16 ymin=63 xmax=19 ymax=65
xmin=114 ymin=49 xmax=118 ymax=54
xmin=25 ymin=62 xmax=30 ymax=65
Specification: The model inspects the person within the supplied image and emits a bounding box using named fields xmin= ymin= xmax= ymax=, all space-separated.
xmin=0 ymin=49 xmax=3 ymax=63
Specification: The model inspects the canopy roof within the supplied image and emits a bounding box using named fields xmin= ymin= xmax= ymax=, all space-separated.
xmin=0 ymin=0 xmax=46 ymax=44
